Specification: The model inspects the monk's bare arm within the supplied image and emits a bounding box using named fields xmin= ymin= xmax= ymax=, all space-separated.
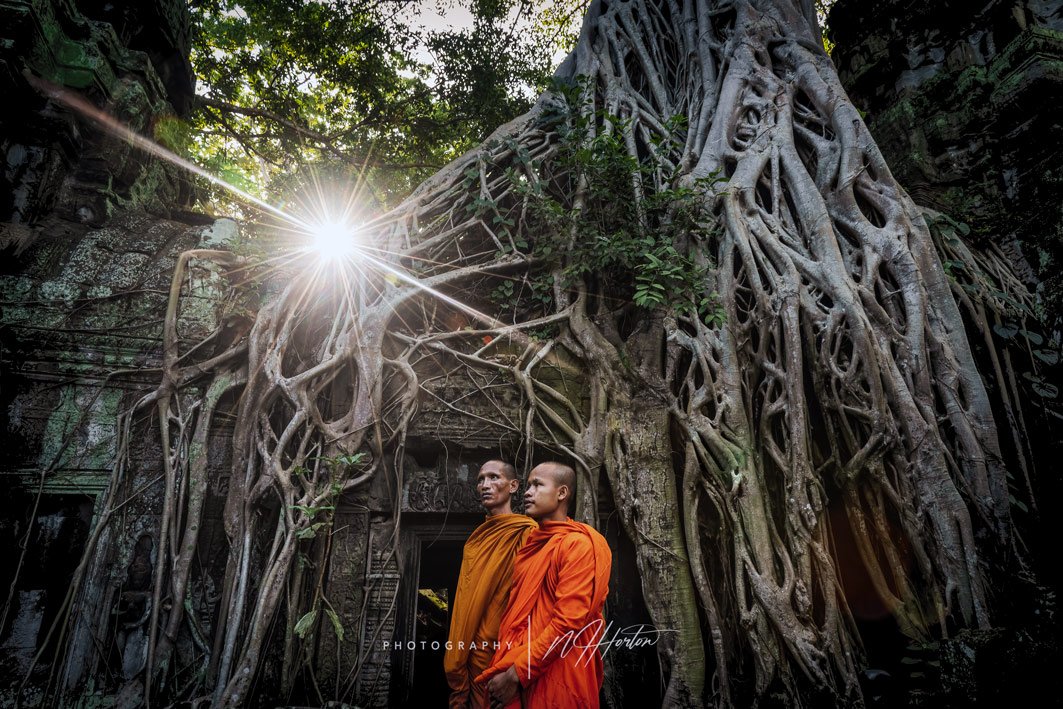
xmin=512 ymin=535 xmax=599 ymax=685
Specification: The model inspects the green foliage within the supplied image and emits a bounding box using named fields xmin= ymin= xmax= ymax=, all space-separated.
xmin=488 ymin=78 xmax=727 ymax=322
xmin=292 ymin=601 xmax=344 ymax=642
xmin=293 ymin=608 xmax=318 ymax=639
xmin=187 ymin=0 xmax=568 ymax=212
xmin=325 ymin=606 xmax=345 ymax=642
xmin=289 ymin=451 xmax=367 ymax=539
xmin=534 ymin=0 xmax=590 ymax=54
xmin=817 ymin=1 xmax=837 ymax=56
xmin=332 ymin=452 xmax=367 ymax=468
xmin=287 ymin=452 xmax=366 ymax=644
xmin=291 ymin=504 xmax=335 ymax=520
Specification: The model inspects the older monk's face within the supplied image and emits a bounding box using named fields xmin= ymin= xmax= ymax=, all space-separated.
xmin=477 ymin=461 xmax=517 ymax=513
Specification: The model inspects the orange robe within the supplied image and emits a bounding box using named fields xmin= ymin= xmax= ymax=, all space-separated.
xmin=445 ymin=513 xmax=537 ymax=709
xmin=476 ymin=519 xmax=612 ymax=708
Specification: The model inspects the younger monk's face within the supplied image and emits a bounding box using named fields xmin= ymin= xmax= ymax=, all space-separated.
xmin=477 ymin=461 xmax=518 ymax=514
xmin=523 ymin=464 xmax=567 ymax=520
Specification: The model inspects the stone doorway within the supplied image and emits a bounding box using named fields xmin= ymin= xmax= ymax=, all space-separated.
xmin=0 ymin=493 xmax=94 ymax=677
xmin=390 ymin=514 xmax=482 ymax=707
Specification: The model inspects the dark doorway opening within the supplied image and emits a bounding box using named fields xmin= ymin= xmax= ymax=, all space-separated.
xmin=408 ymin=538 xmax=464 ymax=706
xmin=0 ymin=493 xmax=94 ymax=678
xmin=391 ymin=516 xmax=480 ymax=708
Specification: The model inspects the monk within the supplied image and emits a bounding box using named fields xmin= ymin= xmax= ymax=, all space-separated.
xmin=476 ymin=462 xmax=612 ymax=709
xmin=444 ymin=460 xmax=537 ymax=708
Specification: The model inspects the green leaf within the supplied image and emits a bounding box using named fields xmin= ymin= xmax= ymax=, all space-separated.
xmin=1033 ymin=349 xmax=1059 ymax=365
xmin=326 ymin=608 xmax=345 ymax=642
xmin=296 ymin=522 xmax=326 ymax=540
xmin=291 ymin=504 xmax=335 ymax=519
xmin=294 ymin=609 xmax=318 ymax=639
xmin=942 ymin=259 xmax=967 ymax=272
xmin=993 ymin=323 xmax=1019 ymax=339
xmin=996 ymin=292 xmax=1033 ymax=315
xmin=1031 ymin=380 xmax=1059 ymax=399
xmin=334 ymin=452 xmax=366 ymax=467
xmin=1020 ymin=330 xmax=1044 ymax=346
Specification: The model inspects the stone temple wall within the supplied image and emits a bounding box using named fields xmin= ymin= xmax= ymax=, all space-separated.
xmin=0 ymin=0 xmax=231 ymax=703
xmin=829 ymin=0 xmax=1063 ymax=700
xmin=829 ymin=0 xmax=1063 ymax=317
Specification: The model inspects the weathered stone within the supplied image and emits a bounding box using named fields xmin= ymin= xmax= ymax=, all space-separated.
xmin=0 ymin=0 xmax=193 ymax=230
xmin=830 ymin=0 xmax=1063 ymax=321
xmin=0 ymin=2 xmax=225 ymax=689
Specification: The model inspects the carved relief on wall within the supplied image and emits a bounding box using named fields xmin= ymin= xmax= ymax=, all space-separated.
xmin=404 ymin=470 xmax=481 ymax=513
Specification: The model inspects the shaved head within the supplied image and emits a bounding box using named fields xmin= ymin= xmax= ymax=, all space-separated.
xmin=539 ymin=462 xmax=575 ymax=493
xmin=482 ymin=459 xmax=517 ymax=480
xmin=524 ymin=461 xmax=577 ymax=522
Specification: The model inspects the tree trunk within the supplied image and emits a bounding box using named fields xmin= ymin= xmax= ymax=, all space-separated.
xmin=607 ymin=400 xmax=706 ymax=704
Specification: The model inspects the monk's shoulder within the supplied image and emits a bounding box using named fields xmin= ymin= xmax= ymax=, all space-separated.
xmin=570 ymin=521 xmax=606 ymax=542
xmin=557 ymin=528 xmax=595 ymax=554
xmin=555 ymin=524 xmax=608 ymax=558
xmin=580 ymin=522 xmax=608 ymax=545
xmin=510 ymin=515 xmax=538 ymax=541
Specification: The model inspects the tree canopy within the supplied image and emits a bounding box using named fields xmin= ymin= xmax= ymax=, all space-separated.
xmin=187 ymin=0 xmax=588 ymax=210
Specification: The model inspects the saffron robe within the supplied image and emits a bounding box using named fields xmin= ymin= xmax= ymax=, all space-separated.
xmin=445 ymin=513 xmax=537 ymax=708
xmin=476 ymin=519 xmax=612 ymax=708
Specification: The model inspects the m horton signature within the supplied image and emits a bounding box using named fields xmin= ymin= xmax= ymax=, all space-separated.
xmin=382 ymin=622 xmax=672 ymax=659
xmin=539 ymin=620 xmax=675 ymax=669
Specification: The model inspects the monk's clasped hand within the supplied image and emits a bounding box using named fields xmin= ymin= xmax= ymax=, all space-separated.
xmin=487 ymin=665 xmax=521 ymax=707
